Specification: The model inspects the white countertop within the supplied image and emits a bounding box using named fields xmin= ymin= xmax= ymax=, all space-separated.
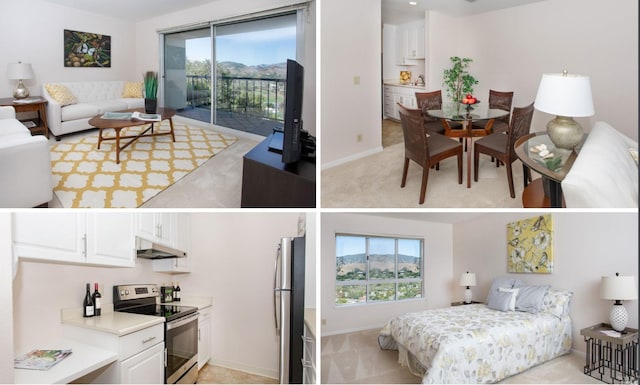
xmin=384 ymin=82 xmax=426 ymax=90
xmin=304 ymin=308 xmax=316 ymax=338
xmin=14 ymin=339 xmax=117 ymax=384
xmin=161 ymin=296 xmax=212 ymax=310
xmin=61 ymin=308 xmax=164 ymax=336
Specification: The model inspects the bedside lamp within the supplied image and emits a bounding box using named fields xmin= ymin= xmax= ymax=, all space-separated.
xmin=7 ymin=61 xmax=34 ymax=99
xmin=534 ymin=70 xmax=594 ymax=151
xmin=601 ymin=273 xmax=637 ymax=332
xmin=459 ymin=272 xmax=476 ymax=304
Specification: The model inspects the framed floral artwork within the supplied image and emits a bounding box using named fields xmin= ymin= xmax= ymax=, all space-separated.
xmin=507 ymin=214 xmax=553 ymax=273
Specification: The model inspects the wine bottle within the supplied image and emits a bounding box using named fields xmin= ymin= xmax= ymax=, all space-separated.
xmin=92 ymin=283 xmax=102 ymax=316
xmin=175 ymin=281 xmax=181 ymax=302
xmin=83 ymin=283 xmax=94 ymax=317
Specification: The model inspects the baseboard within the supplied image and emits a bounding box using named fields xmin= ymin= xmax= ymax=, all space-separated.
xmin=209 ymin=358 xmax=278 ymax=380
xmin=321 ymin=324 xmax=386 ymax=337
xmin=321 ymin=145 xmax=384 ymax=170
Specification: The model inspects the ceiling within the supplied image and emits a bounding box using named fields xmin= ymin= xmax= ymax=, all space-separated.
xmin=355 ymin=212 xmax=484 ymax=224
xmin=41 ymin=0 xmax=219 ymax=22
xmin=381 ymin=0 xmax=548 ymax=24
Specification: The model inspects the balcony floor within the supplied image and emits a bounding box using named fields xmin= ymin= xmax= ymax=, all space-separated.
xmin=177 ymin=106 xmax=282 ymax=137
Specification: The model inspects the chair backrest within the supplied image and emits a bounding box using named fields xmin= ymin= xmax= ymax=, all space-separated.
xmin=507 ymin=102 xmax=535 ymax=159
xmin=415 ymin=90 xmax=442 ymax=124
xmin=488 ymin=90 xmax=514 ymax=124
xmin=397 ymin=103 xmax=428 ymax=164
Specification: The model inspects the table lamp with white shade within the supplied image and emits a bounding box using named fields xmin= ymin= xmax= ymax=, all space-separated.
xmin=600 ymin=273 xmax=638 ymax=332
xmin=7 ymin=61 xmax=34 ymax=99
xmin=460 ymin=272 xmax=476 ymax=304
xmin=534 ymin=70 xmax=594 ymax=151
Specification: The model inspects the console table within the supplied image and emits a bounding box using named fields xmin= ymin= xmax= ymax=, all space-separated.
xmin=580 ymin=323 xmax=639 ymax=384
xmin=241 ymin=134 xmax=315 ymax=208
xmin=0 ymin=97 xmax=49 ymax=138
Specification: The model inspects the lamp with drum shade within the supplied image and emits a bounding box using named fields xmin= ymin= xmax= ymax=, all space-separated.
xmin=459 ymin=272 xmax=476 ymax=304
xmin=600 ymin=272 xmax=638 ymax=332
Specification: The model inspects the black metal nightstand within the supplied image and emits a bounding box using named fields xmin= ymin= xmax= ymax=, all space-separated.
xmin=451 ymin=301 xmax=483 ymax=306
xmin=580 ymin=323 xmax=639 ymax=383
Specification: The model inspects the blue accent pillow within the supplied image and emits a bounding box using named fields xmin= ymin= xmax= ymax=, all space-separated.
xmin=487 ymin=290 xmax=514 ymax=312
xmin=515 ymin=285 xmax=550 ymax=313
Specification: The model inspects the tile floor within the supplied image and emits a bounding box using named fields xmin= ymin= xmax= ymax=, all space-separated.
xmin=197 ymin=364 xmax=277 ymax=384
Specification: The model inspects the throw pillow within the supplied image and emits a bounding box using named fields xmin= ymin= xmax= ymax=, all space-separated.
xmin=45 ymin=84 xmax=77 ymax=106
xmin=487 ymin=290 xmax=514 ymax=312
xmin=122 ymin=82 xmax=143 ymax=98
xmin=486 ymin=276 xmax=524 ymax=305
xmin=515 ymin=285 xmax=550 ymax=313
xmin=498 ymin=287 xmax=519 ymax=311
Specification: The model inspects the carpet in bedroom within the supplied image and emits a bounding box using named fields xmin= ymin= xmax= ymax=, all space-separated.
xmin=321 ymin=328 xmax=600 ymax=384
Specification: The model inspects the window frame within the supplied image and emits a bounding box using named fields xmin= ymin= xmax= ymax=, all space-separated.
xmin=335 ymin=233 xmax=424 ymax=306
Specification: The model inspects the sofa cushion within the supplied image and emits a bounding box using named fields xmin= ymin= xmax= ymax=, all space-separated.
xmin=122 ymin=82 xmax=143 ymax=98
xmin=0 ymin=119 xmax=30 ymax=137
xmin=61 ymin=103 xmax=100 ymax=122
xmin=45 ymin=84 xmax=77 ymax=105
xmin=93 ymin=100 xmax=129 ymax=114
xmin=562 ymin=122 xmax=638 ymax=208
xmin=119 ymin=98 xmax=145 ymax=109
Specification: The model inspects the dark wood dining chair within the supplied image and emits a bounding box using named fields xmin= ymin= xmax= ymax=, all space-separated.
xmin=473 ymin=102 xmax=534 ymax=198
xmin=472 ymin=90 xmax=514 ymax=132
xmin=397 ymin=103 xmax=463 ymax=204
xmin=415 ymin=90 xmax=446 ymax=134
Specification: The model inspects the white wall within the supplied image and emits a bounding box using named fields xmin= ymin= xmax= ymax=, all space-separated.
xmin=179 ymin=212 xmax=300 ymax=379
xmin=320 ymin=0 xmax=382 ymax=167
xmin=321 ymin=213 xmax=454 ymax=335
xmin=0 ymin=1 xmax=137 ymax=98
xmin=0 ymin=213 xmax=14 ymax=384
xmin=452 ymin=212 xmax=638 ymax=353
xmin=134 ymin=0 xmax=317 ymax=135
xmin=428 ymin=0 xmax=638 ymax=141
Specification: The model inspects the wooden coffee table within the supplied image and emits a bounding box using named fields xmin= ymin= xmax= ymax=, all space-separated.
xmin=89 ymin=107 xmax=176 ymax=164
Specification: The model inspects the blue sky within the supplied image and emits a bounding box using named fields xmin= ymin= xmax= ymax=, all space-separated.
xmin=336 ymin=236 xmax=421 ymax=257
xmin=185 ymin=26 xmax=296 ymax=66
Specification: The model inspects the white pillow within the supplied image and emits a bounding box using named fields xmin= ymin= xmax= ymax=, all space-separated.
xmin=498 ymin=287 xmax=519 ymax=311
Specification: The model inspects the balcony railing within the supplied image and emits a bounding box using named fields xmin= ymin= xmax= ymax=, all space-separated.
xmin=186 ymin=74 xmax=286 ymax=121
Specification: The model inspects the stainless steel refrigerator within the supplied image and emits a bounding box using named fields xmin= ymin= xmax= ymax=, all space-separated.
xmin=274 ymin=236 xmax=305 ymax=384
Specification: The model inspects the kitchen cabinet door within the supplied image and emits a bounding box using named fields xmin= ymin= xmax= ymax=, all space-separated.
xmin=12 ymin=212 xmax=86 ymax=263
xmin=152 ymin=213 xmax=190 ymax=273
xmin=136 ymin=213 xmax=177 ymax=247
xmin=119 ymin=342 xmax=165 ymax=384
xmin=86 ymin=213 xmax=135 ymax=267
xmin=198 ymin=307 xmax=212 ymax=370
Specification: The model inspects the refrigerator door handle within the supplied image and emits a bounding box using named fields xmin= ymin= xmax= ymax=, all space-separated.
xmin=273 ymin=243 xmax=281 ymax=334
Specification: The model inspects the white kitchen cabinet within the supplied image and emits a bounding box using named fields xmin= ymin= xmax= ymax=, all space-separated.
xmin=302 ymin=322 xmax=315 ymax=384
xmin=152 ymin=213 xmax=191 ymax=273
xmin=120 ymin=342 xmax=165 ymax=384
xmin=137 ymin=213 xmax=177 ymax=247
xmin=395 ymin=21 xmax=425 ymax=64
xmin=384 ymin=85 xmax=420 ymax=120
xmin=12 ymin=212 xmax=135 ymax=267
xmin=197 ymin=306 xmax=212 ymax=370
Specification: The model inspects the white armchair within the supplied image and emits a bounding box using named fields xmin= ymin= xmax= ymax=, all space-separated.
xmin=0 ymin=106 xmax=53 ymax=207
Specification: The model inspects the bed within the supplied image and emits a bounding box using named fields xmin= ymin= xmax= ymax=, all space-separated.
xmin=378 ymin=282 xmax=573 ymax=384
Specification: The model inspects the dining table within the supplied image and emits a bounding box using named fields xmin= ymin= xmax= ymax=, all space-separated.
xmin=427 ymin=103 xmax=509 ymax=188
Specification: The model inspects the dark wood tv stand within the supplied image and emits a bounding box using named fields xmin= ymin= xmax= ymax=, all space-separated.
xmin=241 ymin=133 xmax=316 ymax=208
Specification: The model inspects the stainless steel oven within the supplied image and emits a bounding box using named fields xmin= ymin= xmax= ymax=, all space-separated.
xmin=166 ymin=311 xmax=199 ymax=384
xmin=114 ymin=284 xmax=199 ymax=384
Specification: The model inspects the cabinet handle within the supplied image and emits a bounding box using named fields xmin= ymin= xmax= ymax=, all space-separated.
xmin=142 ymin=336 xmax=156 ymax=344
xmin=83 ymin=234 xmax=87 ymax=257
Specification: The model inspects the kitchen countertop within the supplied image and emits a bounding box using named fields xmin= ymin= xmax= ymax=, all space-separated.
xmin=14 ymin=339 xmax=117 ymax=384
xmin=161 ymin=296 xmax=212 ymax=310
xmin=61 ymin=307 xmax=164 ymax=336
xmin=304 ymin=308 xmax=316 ymax=337
xmin=384 ymin=82 xmax=426 ymax=90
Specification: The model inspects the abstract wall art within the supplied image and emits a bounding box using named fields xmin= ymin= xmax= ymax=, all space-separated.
xmin=64 ymin=29 xmax=111 ymax=68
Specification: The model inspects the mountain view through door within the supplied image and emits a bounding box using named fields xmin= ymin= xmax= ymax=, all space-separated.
xmin=164 ymin=13 xmax=298 ymax=136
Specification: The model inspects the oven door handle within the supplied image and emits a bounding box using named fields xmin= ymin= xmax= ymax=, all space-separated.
xmin=166 ymin=312 xmax=199 ymax=331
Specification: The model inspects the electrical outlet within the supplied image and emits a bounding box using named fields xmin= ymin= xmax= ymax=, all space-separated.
xmin=322 ymin=319 xmax=327 ymax=326
xmin=353 ymin=76 xmax=360 ymax=85
xmin=357 ymin=134 xmax=363 ymax=142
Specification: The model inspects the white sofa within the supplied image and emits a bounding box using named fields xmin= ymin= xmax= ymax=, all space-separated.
xmin=42 ymin=81 xmax=144 ymax=139
xmin=0 ymin=106 xmax=53 ymax=207
xmin=561 ymin=121 xmax=638 ymax=208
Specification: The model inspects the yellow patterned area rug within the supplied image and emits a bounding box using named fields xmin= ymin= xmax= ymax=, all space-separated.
xmin=50 ymin=122 xmax=237 ymax=208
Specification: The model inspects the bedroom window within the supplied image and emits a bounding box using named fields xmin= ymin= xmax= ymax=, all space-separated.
xmin=335 ymin=234 xmax=423 ymax=306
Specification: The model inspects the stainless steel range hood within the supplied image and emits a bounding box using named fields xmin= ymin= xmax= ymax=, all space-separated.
xmin=136 ymin=237 xmax=187 ymax=259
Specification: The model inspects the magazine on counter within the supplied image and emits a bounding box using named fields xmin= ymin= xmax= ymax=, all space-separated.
xmin=14 ymin=349 xmax=72 ymax=371
xmin=101 ymin=111 xmax=161 ymax=122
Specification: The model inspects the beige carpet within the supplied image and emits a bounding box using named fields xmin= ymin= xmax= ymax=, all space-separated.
xmin=321 ymin=328 xmax=600 ymax=384
xmin=50 ymin=121 xmax=237 ymax=208
xmin=322 ymin=140 xmax=532 ymax=208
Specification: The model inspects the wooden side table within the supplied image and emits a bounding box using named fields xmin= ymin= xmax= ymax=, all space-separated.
xmin=580 ymin=323 xmax=639 ymax=383
xmin=0 ymin=97 xmax=49 ymax=138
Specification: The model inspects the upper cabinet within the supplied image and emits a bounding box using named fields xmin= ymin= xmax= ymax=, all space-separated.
xmin=151 ymin=213 xmax=191 ymax=274
xmin=396 ymin=21 xmax=425 ymax=65
xmin=136 ymin=213 xmax=177 ymax=247
xmin=13 ymin=212 xmax=135 ymax=267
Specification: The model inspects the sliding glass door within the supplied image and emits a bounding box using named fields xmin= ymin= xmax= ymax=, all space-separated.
xmin=161 ymin=10 xmax=303 ymax=136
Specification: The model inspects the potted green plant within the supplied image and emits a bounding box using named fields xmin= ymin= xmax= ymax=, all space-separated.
xmin=143 ymin=71 xmax=158 ymax=113
xmin=443 ymin=57 xmax=478 ymax=104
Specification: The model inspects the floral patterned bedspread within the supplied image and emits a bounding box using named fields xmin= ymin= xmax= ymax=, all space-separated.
xmin=380 ymin=304 xmax=572 ymax=383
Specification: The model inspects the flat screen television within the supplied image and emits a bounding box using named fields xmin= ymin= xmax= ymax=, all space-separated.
xmin=282 ymin=59 xmax=304 ymax=164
